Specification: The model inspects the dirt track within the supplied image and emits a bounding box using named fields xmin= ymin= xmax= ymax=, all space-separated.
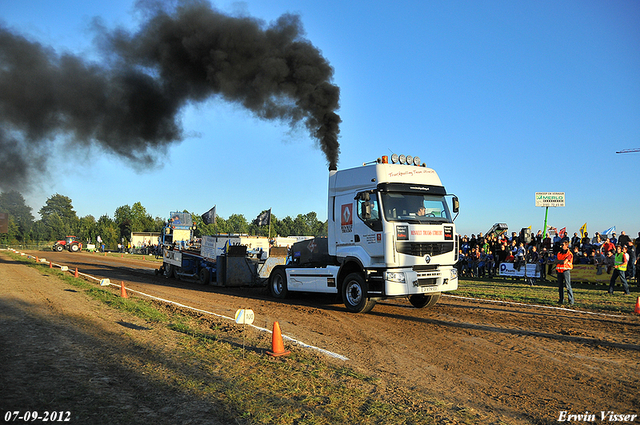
xmin=4 ymin=250 xmax=640 ymax=424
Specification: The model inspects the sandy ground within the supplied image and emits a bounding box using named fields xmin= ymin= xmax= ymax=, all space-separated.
xmin=2 ymin=250 xmax=640 ymax=424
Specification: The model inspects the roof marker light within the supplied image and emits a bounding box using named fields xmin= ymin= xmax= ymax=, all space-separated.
xmin=406 ymin=155 xmax=413 ymax=165
xmin=399 ymin=154 xmax=406 ymax=164
xmin=391 ymin=153 xmax=399 ymax=164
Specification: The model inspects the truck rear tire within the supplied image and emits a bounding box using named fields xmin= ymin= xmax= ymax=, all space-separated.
xmin=342 ymin=273 xmax=376 ymax=313
xmin=164 ymin=264 xmax=176 ymax=279
xmin=69 ymin=243 xmax=80 ymax=252
xmin=409 ymin=293 xmax=441 ymax=308
xmin=198 ymin=268 xmax=210 ymax=285
xmin=270 ymin=269 xmax=288 ymax=299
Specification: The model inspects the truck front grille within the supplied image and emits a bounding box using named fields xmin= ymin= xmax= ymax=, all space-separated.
xmin=413 ymin=264 xmax=438 ymax=272
xmin=396 ymin=242 xmax=454 ymax=257
xmin=417 ymin=277 xmax=438 ymax=287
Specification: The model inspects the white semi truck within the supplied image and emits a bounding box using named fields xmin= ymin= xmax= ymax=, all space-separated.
xmin=268 ymin=154 xmax=460 ymax=313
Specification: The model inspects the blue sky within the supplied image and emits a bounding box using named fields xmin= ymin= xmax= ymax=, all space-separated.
xmin=1 ymin=0 xmax=638 ymax=237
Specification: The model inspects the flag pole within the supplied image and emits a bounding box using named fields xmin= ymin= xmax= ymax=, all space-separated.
xmin=268 ymin=208 xmax=272 ymax=239
xmin=542 ymin=206 xmax=549 ymax=239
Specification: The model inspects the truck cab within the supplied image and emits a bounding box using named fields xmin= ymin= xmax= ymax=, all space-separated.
xmin=162 ymin=212 xmax=194 ymax=248
xmin=270 ymin=154 xmax=459 ymax=313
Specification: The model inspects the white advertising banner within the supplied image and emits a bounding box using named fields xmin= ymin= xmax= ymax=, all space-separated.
xmin=498 ymin=263 xmax=540 ymax=278
xmin=201 ymin=235 xmax=218 ymax=260
xmin=535 ymin=192 xmax=565 ymax=207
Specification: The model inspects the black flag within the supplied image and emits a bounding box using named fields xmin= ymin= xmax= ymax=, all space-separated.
xmin=254 ymin=209 xmax=271 ymax=227
xmin=201 ymin=206 xmax=216 ymax=225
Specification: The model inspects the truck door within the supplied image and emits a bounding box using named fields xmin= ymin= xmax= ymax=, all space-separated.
xmin=353 ymin=191 xmax=384 ymax=262
xmin=335 ymin=199 xmax=355 ymax=246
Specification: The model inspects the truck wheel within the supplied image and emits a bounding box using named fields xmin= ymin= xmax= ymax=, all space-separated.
xmin=69 ymin=243 xmax=79 ymax=252
xmin=164 ymin=264 xmax=175 ymax=279
xmin=54 ymin=245 xmax=63 ymax=252
xmin=342 ymin=273 xmax=376 ymax=313
xmin=409 ymin=293 xmax=441 ymax=308
xmin=198 ymin=268 xmax=210 ymax=285
xmin=270 ymin=269 xmax=288 ymax=299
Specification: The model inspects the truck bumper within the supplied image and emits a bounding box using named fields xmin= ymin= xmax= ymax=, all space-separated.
xmin=384 ymin=265 xmax=458 ymax=296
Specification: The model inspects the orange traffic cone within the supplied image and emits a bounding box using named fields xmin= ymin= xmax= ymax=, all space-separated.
xmin=49 ymin=261 xmax=52 ymax=269
xmin=120 ymin=281 xmax=128 ymax=298
xmin=36 ymin=256 xmax=39 ymax=262
xmin=635 ymin=297 xmax=640 ymax=315
xmin=74 ymin=268 xmax=79 ymax=278
xmin=267 ymin=321 xmax=290 ymax=357
xmin=142 ymin=255 xmax=145 ymax=261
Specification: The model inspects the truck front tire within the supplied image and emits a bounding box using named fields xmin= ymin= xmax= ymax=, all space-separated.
xmin=409 ymin=293 xmax=441 ymax=308
xmin=342 ymin=273 xmax=376 ymax=313
xmin=69 ymin=243 xmax=80 ymax=252
xmin=54 ymin=245 xmax=63 ymax=252
xmin=270 ymin=269 xmax=288 ymax=299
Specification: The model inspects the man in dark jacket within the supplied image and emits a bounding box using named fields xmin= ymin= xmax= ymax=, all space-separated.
xmin=618 ymin=231 xmax=631 ymax=247
xmin=571 ymin=232 xmax=581 ymax=249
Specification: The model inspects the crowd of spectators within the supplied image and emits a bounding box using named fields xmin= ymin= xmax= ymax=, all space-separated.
xmin=456 ymin=229 xmax=639 ymax=283
xmin=118 ymin=241 xmax=161 ymax=256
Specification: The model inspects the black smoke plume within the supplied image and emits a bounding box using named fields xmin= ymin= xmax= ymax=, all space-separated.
xmin=0 ymin=1 xmax=340 ymax=191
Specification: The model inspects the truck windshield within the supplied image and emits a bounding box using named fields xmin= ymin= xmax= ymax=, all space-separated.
xmin=380 ymin=192 xmax=452 ymax=223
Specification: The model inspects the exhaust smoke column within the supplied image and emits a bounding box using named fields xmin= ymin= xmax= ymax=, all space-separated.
xmin=0 ymin=1 xmax=341 ymax=191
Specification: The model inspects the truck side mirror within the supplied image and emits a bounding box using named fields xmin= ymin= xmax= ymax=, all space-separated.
xmin=452 ymin=197 xmax=459 ymax=213
xmin=362 ymin=201 xmax=372 ymax=220
xmin=356 ymin=191 xmax=372 ymax=220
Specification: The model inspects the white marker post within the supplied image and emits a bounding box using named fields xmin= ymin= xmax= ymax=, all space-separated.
xmin=235 ymin=309 xmax=255 ymax=357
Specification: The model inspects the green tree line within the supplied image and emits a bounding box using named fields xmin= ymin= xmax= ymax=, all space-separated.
xmin=0 ymin=191 xmax=327 ymax=249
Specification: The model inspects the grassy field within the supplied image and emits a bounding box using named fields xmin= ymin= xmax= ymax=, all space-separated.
xmin=455 ymin=274 xmax=639 ymax=315
xmin=85 ymin=250 xmax=163 ymax=262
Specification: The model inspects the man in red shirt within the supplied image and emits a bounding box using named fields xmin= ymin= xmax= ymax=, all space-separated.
xmin=556 ymin=240 xmax=574 ymax=306
xmin=601 ymin=238 xmax=615 ymax=255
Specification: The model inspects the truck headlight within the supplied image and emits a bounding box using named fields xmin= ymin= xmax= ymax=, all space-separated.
xmin=386 ymin=271 xmax=406 ymax=283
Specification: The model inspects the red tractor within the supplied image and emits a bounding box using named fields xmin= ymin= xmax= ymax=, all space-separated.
xmin=53 ymin=236 xmax=83 ymax=252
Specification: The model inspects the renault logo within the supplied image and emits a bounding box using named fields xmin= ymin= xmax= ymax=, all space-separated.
xmin=424 ymin=254 xmax=431 ymax=264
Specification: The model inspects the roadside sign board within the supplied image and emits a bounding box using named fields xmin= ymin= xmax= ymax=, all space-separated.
xmin=235 ymin=309 xmax=255 ymax=325
xmin=535 ymin=192 xmax=565 ymax=207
